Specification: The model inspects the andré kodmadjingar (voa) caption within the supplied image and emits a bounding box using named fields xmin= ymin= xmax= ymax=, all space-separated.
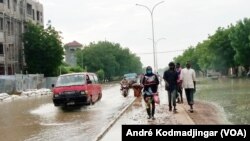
xmin=122 ymin=125 xmax=249 ymax=140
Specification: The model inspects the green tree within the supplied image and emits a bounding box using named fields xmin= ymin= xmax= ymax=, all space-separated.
xmin=96 ymin=69 xmax=105 ymax=82
xmin=174 ymin=17 xmax=250 ymax=76
xmin=76 ymin=41 xmax=143 ymax=80
xmin=23 ymin=22 xmax=64 ymax=76
xmin=229 ymin=18 xmax=250 ymax=68
xmin=207 ymin=27 xmax=235 ymax=74
xmin=69 ymin=66 xmax=84 ymax=73
xmin=58 ymin=62 xmax=84 ymax=75
xmin=195 ymin=40 xmax=212 ymax=72
xmin=174 ymin=46 xmax=200 ymax=71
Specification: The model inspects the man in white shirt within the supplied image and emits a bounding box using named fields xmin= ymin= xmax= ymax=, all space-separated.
xmin=180 ymin=61 xmax=196 ymax=113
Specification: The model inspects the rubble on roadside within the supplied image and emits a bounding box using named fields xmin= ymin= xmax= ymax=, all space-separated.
xmin=0 ymin=88 xmax=53 ymax=102
xmin=0 ymin=93 xmax=10 ymax=101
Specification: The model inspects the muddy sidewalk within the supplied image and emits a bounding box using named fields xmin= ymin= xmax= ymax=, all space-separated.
xmin=97 ymin=86 xmax=230 ymax=141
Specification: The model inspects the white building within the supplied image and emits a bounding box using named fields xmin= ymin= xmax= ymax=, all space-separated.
xmin=64 ymin=41 xmax=83 ymax=67
xmin=0 ymin=0 xmax=43 ymax=75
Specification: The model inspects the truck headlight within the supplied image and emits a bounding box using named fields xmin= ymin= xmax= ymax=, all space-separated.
xmin=54 ymin=94 xmax=59 ymax=97
xmin=81 ymin=91 xmax=86 ymax=95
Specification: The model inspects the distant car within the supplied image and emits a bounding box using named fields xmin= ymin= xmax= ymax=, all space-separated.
xmin=52 ymin=72 xmax=102 ymax=107
xmin=123 ymin=73 xmax=138 ymax=87
xmin=207 ymin=72 xmax=220 ymax=80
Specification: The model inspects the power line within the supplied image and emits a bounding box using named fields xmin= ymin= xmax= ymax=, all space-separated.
xmin=135 ymin=49 xmax=185 ymax=55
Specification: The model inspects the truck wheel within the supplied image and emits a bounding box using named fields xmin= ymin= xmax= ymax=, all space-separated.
xmin=98 ymin=93 xmax=102 ymax=100
xmin=90 ymin=96 xmax=94 ymax=105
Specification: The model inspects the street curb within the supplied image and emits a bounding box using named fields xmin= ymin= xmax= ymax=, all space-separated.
xmin=94 ymin=97 xmax=137 ymax=141
xmin=179 ymin=103 xmax=196 ymax=124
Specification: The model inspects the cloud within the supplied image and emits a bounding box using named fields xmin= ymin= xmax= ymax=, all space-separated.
xmin=41 ymin=0 xmax=250 ymax=69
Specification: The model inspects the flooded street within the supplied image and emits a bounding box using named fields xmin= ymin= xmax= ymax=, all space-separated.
xmin=0 ymin=83 xmax=135 ymax=141
xmin=196 ymin=78 xmax=250 ymax=124
xmin=1 ymin=78 xmax=249 ymax=141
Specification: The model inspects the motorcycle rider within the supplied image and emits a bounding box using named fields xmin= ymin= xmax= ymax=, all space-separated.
xmin=141 ymin=66 xmax=159 ymax=120
xmin=120 ymin=76 xmax=129 ymax=91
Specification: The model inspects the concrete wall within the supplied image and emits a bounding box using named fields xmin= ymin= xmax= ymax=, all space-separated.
xmin=0 ymin=75 xmax=15 ymax=94
xmin=0 ymin=74 xmax=58 ymax=94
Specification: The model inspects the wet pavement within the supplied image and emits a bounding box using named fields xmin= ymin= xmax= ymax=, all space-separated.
xmin=1 ymin=78 xmax=246 ymax=141
xmin=0 ymin=83 xmax=135 ymax=141
xmin=99 ymin=86 xmax=195 ymax=141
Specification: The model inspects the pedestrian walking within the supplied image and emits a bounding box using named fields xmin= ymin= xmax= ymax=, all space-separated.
xmin=163 ymin=62 xmax=179 ymax=113
xmin=180 ymin=61 xmax=196 ymax=113
xmin=176 ymin=63 xmax=183 ymax=103
xmin=141 ymin=66 xmax=160 ymax=120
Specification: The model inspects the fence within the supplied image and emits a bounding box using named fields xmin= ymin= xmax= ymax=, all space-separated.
xmin=0 ymin=74 xmax=58 ymax=94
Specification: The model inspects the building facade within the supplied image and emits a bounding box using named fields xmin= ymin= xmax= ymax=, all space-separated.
xmin=64 ymin=41 xmax=83 ymax=67
xmin=0 ymin=0 xmax=43 ymax=75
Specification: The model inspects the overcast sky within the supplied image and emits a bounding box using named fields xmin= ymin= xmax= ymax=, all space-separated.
xmin=40 ymin=0 xmax=250 ymax=70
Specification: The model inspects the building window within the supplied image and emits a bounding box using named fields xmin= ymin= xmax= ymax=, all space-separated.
xmin=0 ymin=0 xmax=3 ymax=3
xmin=13 ymin=0 xmax=17 ymax=11
xmin=6 ymin=21 xmax=14 ymax=35
xmin=32 ymin=9 xmax=35 ymax=20
xmin=7 ymin=21 xmax=11 ymax=35
xmin=24 ymin=25 xmax=27 ymax=32
xmin=37 ymin=11 xmax=40 ymax=21
xmin=27 ymin=3 xmax=32 ymax=15
xmin=7 ymin=0 xmax=10 ymax=9
xmin=40 ymin=12 xmax=43 ymax=22
xmin=0 ymin=43 xmax=3 ymax=54
xmin=9 ymin=44 xmax=14 ymax=60
xmin=20 ymin=1 xmax=23 ymax=15
xmin=18 ymin=22 xmax=21 ymax=33
xmin=0 ymin=18 xmax=3 ymax=31
xmin=11 ymin=22 xmax=14 ymax=35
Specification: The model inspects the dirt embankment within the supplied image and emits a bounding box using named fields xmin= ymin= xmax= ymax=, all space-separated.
xmin=183 ymin=100 xmax=231 ymax=124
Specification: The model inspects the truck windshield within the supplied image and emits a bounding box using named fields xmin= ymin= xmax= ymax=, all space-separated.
xmin=56 ymin=74 xmax=86 ymax=87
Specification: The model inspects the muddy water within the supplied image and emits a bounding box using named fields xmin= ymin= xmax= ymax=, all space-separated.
xmin=0 ymin=84 xmax=135 ymax=141
xmin=196 ymin=78 xmax=250 ymax=124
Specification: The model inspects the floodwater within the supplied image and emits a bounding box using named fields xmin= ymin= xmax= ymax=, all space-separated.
xmin=196 ymin=77 xmax=250 ymax=124
xmin=0 ymin=84 xmax=135 ymax=141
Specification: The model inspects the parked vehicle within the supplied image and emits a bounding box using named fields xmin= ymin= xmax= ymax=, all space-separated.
xmin=52 ymin=72 xmax=102 ymax=107
xmin=207 ymin=72 xmax=220 ymax=80
xmin=123 ymin=73 xmax=138 ymax=88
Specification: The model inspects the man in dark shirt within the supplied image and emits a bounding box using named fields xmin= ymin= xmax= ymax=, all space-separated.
xmin=163 ymin=62 xmax=179 ymax=113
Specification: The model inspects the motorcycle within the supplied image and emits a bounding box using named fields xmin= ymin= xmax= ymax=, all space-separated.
xmin=121 ymin=84 xmax=129 ymax=97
